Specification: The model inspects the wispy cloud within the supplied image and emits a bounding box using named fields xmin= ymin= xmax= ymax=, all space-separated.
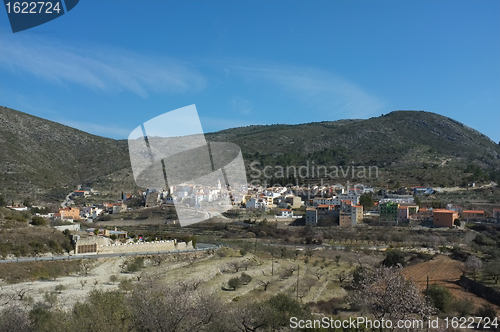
xmin=0 ymin=36 xmax=206 ymax=97
xmin=230 ymin=96 xmax=253 ymax=115
xmin=227 ymin=62 xmax=384 ymax=118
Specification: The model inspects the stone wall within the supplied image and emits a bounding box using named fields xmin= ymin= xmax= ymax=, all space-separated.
xmin=97 ymin=240 xmax=193 ymax=254
xmin=53 ymin=224 xmax=81 ymax=232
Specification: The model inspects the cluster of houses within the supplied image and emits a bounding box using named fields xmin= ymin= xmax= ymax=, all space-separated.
xmin=138 ymin=179 xmax=246 ymax=209
xmin=240 ymin=184 xmax=500 ymax=228
xmin=242 ymin=185 xmax=370 ymax=226
xmin=5 ymin=181 xmax=500 ymax=230
xmin=30 ymin=202 xmax=127 ymax=223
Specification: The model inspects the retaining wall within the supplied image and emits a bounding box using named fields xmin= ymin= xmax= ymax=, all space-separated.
xmin=458 ymin=275 xmax=500 ymax=307
xmin=97 ymin=240 xmax=193 ymax=254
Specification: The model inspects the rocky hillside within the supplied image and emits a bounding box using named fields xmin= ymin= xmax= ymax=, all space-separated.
xmin=1 ymin=107 xmax=499 ymax=201
xmin=0 ymin=106 xmax=131 ymax=200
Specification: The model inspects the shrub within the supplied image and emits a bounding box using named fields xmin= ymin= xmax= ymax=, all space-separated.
xmin=453 ymin=298 xmax=475 ymax=317
xmin=126 ymin=257 xmax=144 ymax=272
xmin=427 ymin=284 xmax=453 ymax=312
xmin=228 ymin=277 xmax=241 ymax=290
xmin=240 ymin=273 xmax=252 ymax=285
xmin=31 ymin=216 xmax=47 ymax=226
xmin=217 ymin=250 xmax=227 ymax=259
xmin=55 ymin=284 xmax=66 ymax=293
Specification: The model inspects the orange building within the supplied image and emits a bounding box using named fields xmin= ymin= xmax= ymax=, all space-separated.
xmin=461 ymin=210 xmax=484 ymax=222
xmin=433 ymin=209 xmax=458 ymax=228
xmin=57 ymin=207 xmax=80 ymax=220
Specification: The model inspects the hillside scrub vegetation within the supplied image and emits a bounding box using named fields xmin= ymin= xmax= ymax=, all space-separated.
xmin=0 ymin=282 xmax=313 ymax=332
xmin=0 ymin=225 xmax=73 ymax=258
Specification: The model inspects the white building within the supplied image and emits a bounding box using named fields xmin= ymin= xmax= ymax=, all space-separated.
xmin=246 ymin=197 xmax=268 ymax=209
xmin=313 ymin=197 xmax=333 ymax=206
xmin=331 ymin=194 xmax=361 ymax=205
xmin=276 ymin=209 xmax=293 ymax=218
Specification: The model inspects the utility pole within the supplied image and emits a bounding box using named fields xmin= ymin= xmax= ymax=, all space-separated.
xmin=426 ymin=275 xmax=429 ymax=300
xmin=271 ymin=249 xmax=274 ymax=276
xmin=296 ymin=264 xmax=300 ymax=300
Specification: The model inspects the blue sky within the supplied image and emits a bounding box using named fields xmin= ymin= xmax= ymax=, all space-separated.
xmin=0 ymin=0 xmax=499 ymax=142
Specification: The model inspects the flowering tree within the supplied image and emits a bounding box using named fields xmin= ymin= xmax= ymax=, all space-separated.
xmin=349 ymin=265 xmax=434 ymax=324
xmin=464 ymin=255 xmax=483 ymax=281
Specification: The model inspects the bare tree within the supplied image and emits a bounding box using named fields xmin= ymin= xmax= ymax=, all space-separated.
xmin=0 ymin=288 xmax=16 ymax=307
xmin=279 ymin=265 xmax=297 ymax=279
xmin=259 ymin=280 xmax=272 ymax=292
xmin=336 ymin=270 xmax=349 ymax=284
xmin=240 ymin=260 xmax=254 ymax=271
xmin=179 ymin=278 xmax=204 ymax=292
xmin=129 ymin=282 xmax=226 ymax=332
xmin=82 ymin=259 xmax=95 ymax=277
xmin=231 ymin=303 xmax=267 ymax=332
xmin=348 ymin=265 xmax=434 ymax=325
xmin=311 ymin=268 xmax=324 ymax=280
xmin=152 ymin=254 xmax=165 ymax=266
xmin=16 ymin=288 xmax=30 ymax=302
xmin=303 ymin=276 xmax=317 ymax=292
xmin=228 ymin=261 xmax=244 ymax=273
xmin=216 ymin=250 xmax=227 ymax=259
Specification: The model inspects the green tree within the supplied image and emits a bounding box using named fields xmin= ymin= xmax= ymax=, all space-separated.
xmin=484 ymin=260 xmax=500 ymax=284
xmin=263 ymin=293 xmax=311 ymax=329
xmin=228 ymin=277 xmax=242 ymax=290
xmin=359 ymin=194 xmax=374 ymax=210
xmin=93 ymin=228 xmax=99 ymax=236
xmin=382 ymin=249 xmax=406 ymax=267
xmin=0 ymin=195 xmax=5 ymax=207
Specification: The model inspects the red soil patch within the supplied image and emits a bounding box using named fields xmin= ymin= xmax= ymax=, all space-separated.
xmin=403 ymin=255 xmax=499 ymax=313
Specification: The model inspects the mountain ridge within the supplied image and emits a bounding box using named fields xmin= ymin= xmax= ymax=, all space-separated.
xmin=1 ymin=106 xmax=499 ymax=201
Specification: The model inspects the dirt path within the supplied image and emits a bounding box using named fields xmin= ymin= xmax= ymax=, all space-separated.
xmin=0 ymin=257 xmax=129 ymax=311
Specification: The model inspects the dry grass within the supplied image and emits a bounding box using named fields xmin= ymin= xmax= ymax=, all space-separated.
xmin=0 ymin=260 xmax=82 ymax=284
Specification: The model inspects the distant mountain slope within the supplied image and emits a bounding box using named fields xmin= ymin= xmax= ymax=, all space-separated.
xmin=208 ymin=111 xmax=500 ymax=166
xmin=206 ymin=111 xmax=500 ymax=186
xmin=0 ymin=106 xmax=131 ymax=200
xmin=1 ymin=107 xmax=499 ymax=201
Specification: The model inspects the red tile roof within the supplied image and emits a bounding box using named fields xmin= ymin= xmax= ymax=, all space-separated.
xmin=433 ymin=209 xmax=456 ymax=214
